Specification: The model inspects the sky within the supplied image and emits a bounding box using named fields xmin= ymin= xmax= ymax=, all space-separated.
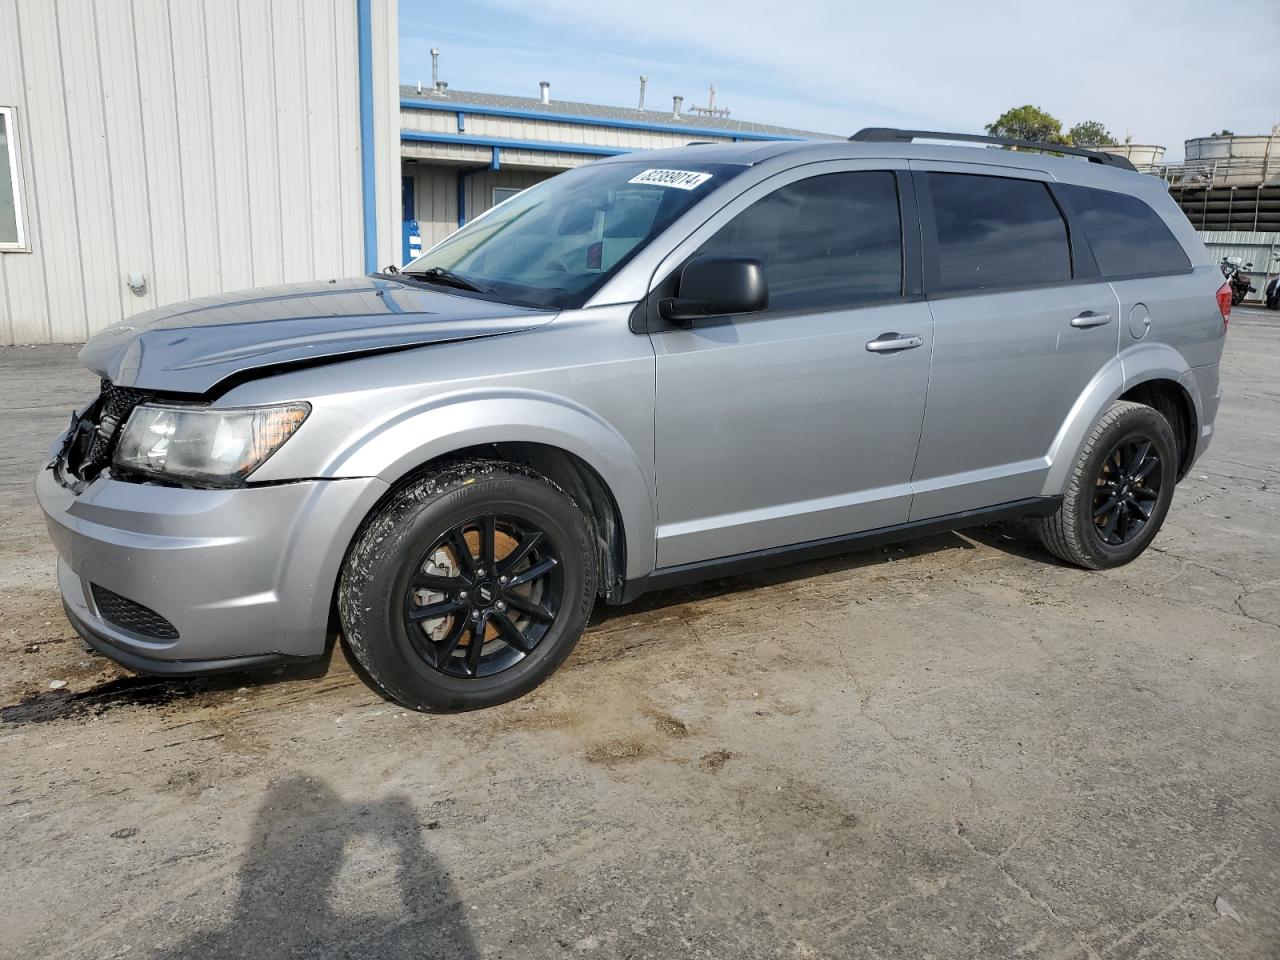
xmin=400 ymin=0 xmax=1279 ymax=161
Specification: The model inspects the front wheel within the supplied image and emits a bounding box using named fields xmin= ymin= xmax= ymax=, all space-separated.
xmin=1035 ymin=401 xmax=1178 ymax=570
xmin=338 ymin=460 xmax=597 ymax=711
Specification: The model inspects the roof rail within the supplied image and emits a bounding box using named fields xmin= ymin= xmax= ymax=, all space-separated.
xmin=849 ymin=127 xmax=1137 ymax=171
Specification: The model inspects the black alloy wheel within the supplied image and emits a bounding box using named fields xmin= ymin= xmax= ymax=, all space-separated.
xmin=1090 ymin=437 xmax=1163 ymax=546
xmin=339 ymin=460 xmax=597 ymax=711
xmin=403 ymin=513 xmax=563 ymax=679
xmin=1035 ymin=400 xmax=1178 ymax=570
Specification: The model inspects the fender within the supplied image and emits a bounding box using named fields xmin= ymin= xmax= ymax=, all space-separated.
xmin=1041 ymin=341 xmax=1201 ymax=497
xmin=319 ymin=388 xmax=657 ymax=581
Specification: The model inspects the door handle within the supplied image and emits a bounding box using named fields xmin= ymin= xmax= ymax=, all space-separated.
xmin=1070 ymin=311 xmax=1112 ymax=328
xmin=866 ymin=332 xmax=924 ymax=353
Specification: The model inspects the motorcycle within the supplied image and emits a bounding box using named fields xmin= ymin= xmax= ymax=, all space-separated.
xmin=1220 ymin=257 xmax=1256 ymax=306
xmin=1266 ymin=255 xmax=1280 ymax=311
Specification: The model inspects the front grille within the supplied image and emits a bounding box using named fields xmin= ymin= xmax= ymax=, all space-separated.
xmin=90 ymin=584 xmax=180 ymax=641
xmin=62 ymin=379 xmax=155 ymax=483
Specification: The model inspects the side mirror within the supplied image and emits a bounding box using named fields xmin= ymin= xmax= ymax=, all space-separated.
xmin=659 ymin=255 xmax=767 ymax=323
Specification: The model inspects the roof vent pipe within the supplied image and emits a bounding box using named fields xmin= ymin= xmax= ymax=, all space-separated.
xmin=539 ymin=81 xmax=551 ymax=104
xmin=672 ymin=95 xmax=683 ymax=119
xmin=638 ymin=75 xmax=647 ymax=111
xmin=430 ymin=48 xmax=440 ymax=92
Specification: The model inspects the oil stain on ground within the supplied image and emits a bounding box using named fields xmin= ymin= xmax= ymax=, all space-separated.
xmin=0 ymin=675 xmax=211 ymax=725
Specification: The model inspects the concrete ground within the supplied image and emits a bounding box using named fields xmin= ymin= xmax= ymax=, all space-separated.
xmin=1 ymin=311 xmax=1277 ymax=960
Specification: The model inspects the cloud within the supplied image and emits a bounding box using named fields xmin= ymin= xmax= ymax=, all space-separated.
xmin=443 ymin=0 xmax=1280 ymax=158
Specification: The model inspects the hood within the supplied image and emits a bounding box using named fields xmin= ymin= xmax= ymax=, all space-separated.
xmin=79 ymin=275 xmax=556 ymax=393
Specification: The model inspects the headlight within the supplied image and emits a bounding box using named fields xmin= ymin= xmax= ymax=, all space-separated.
xmin=113 ymin=402 xmax=310 ymax=486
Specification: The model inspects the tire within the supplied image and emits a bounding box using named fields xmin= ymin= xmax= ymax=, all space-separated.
xmin=1035 ymin=400 xmax=1178 ymax=570
xmin=338 ymin=459 xmax=597 ymax=711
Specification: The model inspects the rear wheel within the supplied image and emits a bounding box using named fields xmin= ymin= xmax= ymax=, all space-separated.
xmin=1036 ymin=400 xmax=1177 ymax=570
xmin=339 ymin=460 xmax=596 ymax=711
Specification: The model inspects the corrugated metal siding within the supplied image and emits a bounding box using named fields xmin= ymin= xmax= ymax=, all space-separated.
xmin=0 ymin=0 xmax=399 ymax=344
xmin=406 ymin=166 xmax=558 ymax=249
xmin=400 ymin=106 xmax=748 ymax=153
xmin=1200 ymin=230 xmax=1280 ymax=303
xmin=406 ymin=166 xmax=458 ymax=249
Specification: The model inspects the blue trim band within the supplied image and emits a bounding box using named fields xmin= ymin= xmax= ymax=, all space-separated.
xmin=401 ymin=97 xmax=809 ymax=143
xmin=402 ymin=129 xmax=629 ymax=157
xmin=357 ymin=0 xmax=377 ymax=273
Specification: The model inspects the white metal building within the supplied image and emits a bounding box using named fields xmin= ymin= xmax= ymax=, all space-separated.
xmin=0 ymin=0 xmax=401 ymax=345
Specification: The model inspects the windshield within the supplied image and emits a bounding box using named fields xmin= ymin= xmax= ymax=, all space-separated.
xmin=404 ymin=160 xmax=744 ymax=309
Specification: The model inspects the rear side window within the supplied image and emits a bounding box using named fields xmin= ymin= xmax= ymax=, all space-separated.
xmin=695 ymin=170 xmax=903 ymax=313
xmin=1058 ymin=184 xmax=1191 ymax=278
xmin=927 ymin=173 xmax=1071 ymax=293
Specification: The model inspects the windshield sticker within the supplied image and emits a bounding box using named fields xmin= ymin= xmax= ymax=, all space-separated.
xmin=627 ymin=168 xmax=713 ymax=190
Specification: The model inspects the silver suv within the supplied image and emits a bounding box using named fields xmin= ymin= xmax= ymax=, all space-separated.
xmin=37 ymin=129 xmax=1228 ymax=710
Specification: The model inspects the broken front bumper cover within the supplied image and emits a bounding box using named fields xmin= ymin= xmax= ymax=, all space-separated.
xmin=36 ymin=466 xmax=388 ymax=673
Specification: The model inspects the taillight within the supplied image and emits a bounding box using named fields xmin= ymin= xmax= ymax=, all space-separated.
xmin=1216 ymin=282 xmax=1231 ymax=327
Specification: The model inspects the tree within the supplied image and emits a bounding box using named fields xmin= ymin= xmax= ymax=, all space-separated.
xmin=1211 ymin=129 xmax=1234 ymax=137
xmin=1067 ymin=120 xmax=1113 ymax=146
xmin=986 ymin=105 xmax=1065 ymax=143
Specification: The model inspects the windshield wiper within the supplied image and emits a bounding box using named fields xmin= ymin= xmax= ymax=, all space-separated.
xmin=401 ymin=266 xmax=489 ymax=294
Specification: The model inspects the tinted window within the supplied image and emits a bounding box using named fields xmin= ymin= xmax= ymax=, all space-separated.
xmin=1059 ymin=183 xmax=1191 ymax=278
xmin=928 ymin=173 xmax=1071 ymax=292
xmin=695 ymin=171 xmax=902 ymax=312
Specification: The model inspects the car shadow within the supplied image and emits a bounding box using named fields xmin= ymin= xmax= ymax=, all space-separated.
xmin=960 ymin=520 xmax=1076 ymax=567
xmin=147 ymin=776 xmax=479 ymax=959
xmin=590 ymin=529 xmax=977 ymax=625
xmin=590 ymin=520 xmax=1067 ymax=625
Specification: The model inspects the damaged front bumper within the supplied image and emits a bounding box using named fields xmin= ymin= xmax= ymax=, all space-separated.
xmin=36 ymin=466 xmax=388 ymax=673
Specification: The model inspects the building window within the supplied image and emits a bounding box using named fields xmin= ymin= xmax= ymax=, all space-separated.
xmin=0 ymin=107 xmax=28 ymax=251
xmin=492 ymin=186 xmax=523 ymax=206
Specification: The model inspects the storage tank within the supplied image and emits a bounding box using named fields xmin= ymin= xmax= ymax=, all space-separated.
xmin=1184 ymin=133 xmax=1280 ymax=185
xmin=1096 ymin=143 xmax=1165 ymax=167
